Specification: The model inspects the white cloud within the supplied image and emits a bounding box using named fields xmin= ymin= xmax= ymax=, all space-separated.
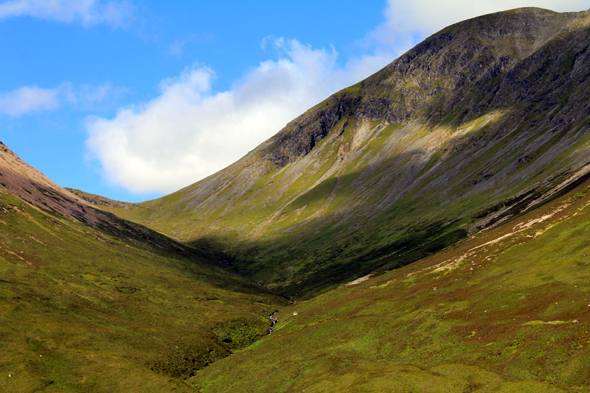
xmin=0 ymin=0 xmax=134 ymax=27
xmin=0 ymin=85 xmax=62 ymax=116
xmin=85 ymin=38 xmax=392 ymax=195
xmin=168 ymin=34 xmax=199 ymax=57
xmin=0 ymin=82 xmax=122 ymax=116
xmin=75 ymin=82 xmax=128 ymax=110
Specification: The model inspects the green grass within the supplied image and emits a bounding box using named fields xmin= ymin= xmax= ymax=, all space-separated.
xmin=335 ymin=82 xmax=362 ymax=96
xmin=283 ymin=178 xmax=337 ymax=216
xmin=0 ymin=193 xmax=285 ymax=392
xmin=189 ymin=177 xmax=590 ymax=392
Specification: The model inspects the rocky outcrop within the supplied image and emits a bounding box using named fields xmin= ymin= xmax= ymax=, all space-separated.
xmin=263 ymin=94 xmax=362 ymax=168
xmin=260 ymin=8 xmax=582 ymax=163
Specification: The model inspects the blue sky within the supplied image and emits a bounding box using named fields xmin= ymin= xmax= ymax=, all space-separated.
xmin=0 ymin=0 xmax=587 ymax=202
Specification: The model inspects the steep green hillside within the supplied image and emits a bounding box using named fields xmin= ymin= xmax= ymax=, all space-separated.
xmin=189 ymin=171 xmax=590 ymax=392
xmin=105 ymin=8 xmax=590 ymax=299
xmin=0 ymin=144 xmax=286 ymax=392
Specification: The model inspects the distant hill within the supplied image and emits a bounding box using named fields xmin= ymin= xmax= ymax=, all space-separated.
xmin=107 ymin=8 xmax=590 ymax=299
xmin=66 ymin=188 xmax=140 ymax=210
xmin=0 ymin=141 xmax=104 ymax=226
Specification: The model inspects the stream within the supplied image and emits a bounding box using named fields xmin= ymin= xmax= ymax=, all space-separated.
xmin=267 ymin=310 xmax=279 ymax=334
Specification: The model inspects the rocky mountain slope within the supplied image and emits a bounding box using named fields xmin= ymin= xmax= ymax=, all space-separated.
xmin=0 ymin=141 xmax=101 ymax=225
xmin=108 ymin=8 xmax=590 ymax=299
xmin=1 ymin=141 xmax=191 ymax=251
xmin=66 ymin=187 xmax=139 ymax=210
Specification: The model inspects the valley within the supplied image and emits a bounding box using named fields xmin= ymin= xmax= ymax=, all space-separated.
xmin=2 ymin=6 xmax=590 ymax=392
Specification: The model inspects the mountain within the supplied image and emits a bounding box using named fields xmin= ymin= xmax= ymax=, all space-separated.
xmin=0 ymin=142 xmax=285 ymax=392
xmin=106 ymin=8 xmax=590 ymax=299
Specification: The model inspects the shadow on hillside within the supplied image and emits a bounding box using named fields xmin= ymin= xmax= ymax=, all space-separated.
xmin=91 ymin=209 xmax=282 ymax=298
